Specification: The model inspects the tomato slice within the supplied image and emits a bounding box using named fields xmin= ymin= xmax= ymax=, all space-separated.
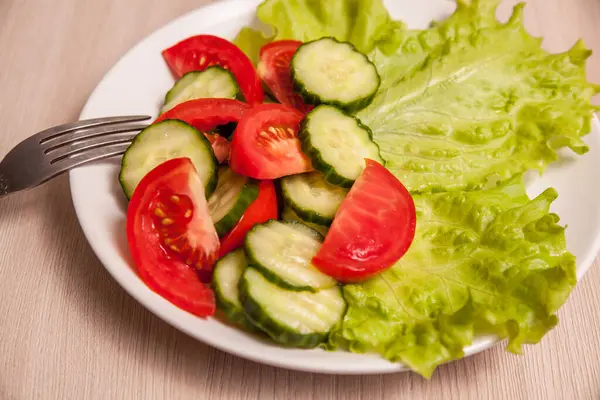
xmin=229 ymin=104 xmax=312 ymax=179
xmin=218 ymin=180 xmax=278 ymax=257
xmin=162 ymin=35 xmax=264 ymax=104
xmin=312 ymin=159 xmax=416 ymax=283
xmin=258 ymin=40 xmax=313 ymax=113
xmin=155 ymin=99 xmax=246 ymax=164
xmin=126 ymin=158 xmax=220 ymax=317
xmin=203 ymin=132 xmax=230 ymax=164
xmin=155 ymin=98 xmax=250 ymax=132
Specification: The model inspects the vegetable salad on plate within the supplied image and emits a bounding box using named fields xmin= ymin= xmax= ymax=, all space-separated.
xmin=120 ymin=0 xmax=598 ymax=378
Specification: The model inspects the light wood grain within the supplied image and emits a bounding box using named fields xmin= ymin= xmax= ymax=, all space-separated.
xmin=0 ymin=0 xmax=599 ymax=399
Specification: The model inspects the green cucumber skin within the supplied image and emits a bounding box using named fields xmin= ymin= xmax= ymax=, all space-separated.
xmin=163 ymin=67 xmax=241 ymax=110
xmin=204 ymin=166 xmax=219 ymax=199
xmin=212 ymin=250 xmax=261 ymax=332
xmin=298 ymin=111 xmax=383 ymax=189
xmin=239 ymin=267 xmax=339 ymax=348
xmin=213 ymin=180 xmax=259 ymax=237
xmin=214 ymin=289 xmax=260 ymax=332
xmin=281 ymin=178 xmax=337 ymax=226
xmin=284 ymin=197 xmax=334 ymax=227
xmin=291 ymin=37 xmax=380 ymax=113
xmin=214 ymin=284 xmax=261 ymax=333
xmin=243 ymin=220 xmax=324 ymax=292
xmin=245 ymin=258 xmax=315 ymax=292
xmin=164 ymin=71 xmax=197 ymax=105
xmin=281 ymin=207 xmax=329 ymax=236
xmin=118 ymin=119 xmax=218 ymax=199
xmin=119 ymin=153 xmax=134 ymax=198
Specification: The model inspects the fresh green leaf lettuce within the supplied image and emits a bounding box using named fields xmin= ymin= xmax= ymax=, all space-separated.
xmin=233 ymin=28 xmax=272 ymax=65
xmin=236 ymin=0 xmax=398 ymax=58
xmin=360 ymin=1 xmax=599 ymax=193
xmin=237 ymin=0 xmax=599 ymax=193
xmin=329 ymin=178 xmax=576 ymax=378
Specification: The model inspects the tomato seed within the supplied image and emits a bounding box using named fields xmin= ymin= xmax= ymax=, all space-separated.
xmin=150 ymin=190 xmax=208 ymax=269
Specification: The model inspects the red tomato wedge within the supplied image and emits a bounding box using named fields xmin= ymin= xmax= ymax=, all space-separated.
xmin=155 ymin=98 xmax=250 ymax=132
xmin=229 ymin=104 xmax=312 ymax=179
xmin=218 ymin=180 xmax=278 ymax=257
xmin=126 ymin=158 xmax=219 ymax=317
xmin=258 ymin=41 xmax=313 ymax=113
xmin=162 ymin=35 xmax=264 ymax=104
xmin=312 ymin=159 xmax=416 ymax=283
xmin=155 ymin=99 xmax=246 ymax=164
xmin=203 ymin=132 xmax=230 ymax=164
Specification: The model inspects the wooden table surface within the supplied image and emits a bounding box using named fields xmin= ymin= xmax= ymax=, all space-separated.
xmin=1 ymin=0 xmax=599 ymax=399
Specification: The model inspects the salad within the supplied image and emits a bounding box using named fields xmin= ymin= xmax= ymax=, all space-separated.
xmin=120 ymin=0 xmax=598 ymax=378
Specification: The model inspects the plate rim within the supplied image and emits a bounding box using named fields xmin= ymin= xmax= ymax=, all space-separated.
xmin=68 ymin=0 xmax=600 ymax=375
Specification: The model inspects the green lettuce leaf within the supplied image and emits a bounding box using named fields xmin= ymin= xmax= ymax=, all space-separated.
xmin=233 ymin=28 xmax=272 ymax=65
xmin=359 ymin=1 xmax=599 ymax=192
xmin=236 ymin=0 xmax=599 ymax=193
xmin=369 ymin=0 xmax=510 ymax=88
xmin=234 ymin=0 xmax=401 ymax=63
xmin=256 ymin=0 xmax=395 ymax=53
xmin=329 ymin=178 xmax=577 ymax=378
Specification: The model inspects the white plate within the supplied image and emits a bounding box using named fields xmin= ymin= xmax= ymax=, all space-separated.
xmin=69 ymin=0 xmax=600 ymax=374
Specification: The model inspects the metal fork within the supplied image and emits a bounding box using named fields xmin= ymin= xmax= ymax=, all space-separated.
xmin=0 ymin=115 xmax=151 ymax=198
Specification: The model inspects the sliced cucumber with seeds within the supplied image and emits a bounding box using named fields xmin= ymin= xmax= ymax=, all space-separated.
xmin=244 ymin=220 xmax=336 ymax=291
xmin=239 ymin=267 xmax=346 ymax=348
xmin=162 ymin=67 xmax=239 ymax=113
xmin=212 ymin=249 xmax=259 ymax=331
xmin=119 ymin=120 xmax=218 ymax=198
xmin=208 ymin=167 xmax=259 ymax=236
xmin=291 ymin=37 xmax=380 ymax=112
xmin=299 ymin=105 xmax=384 ymax=188
xmin=281 ymin=172 xmax=347 ymax=226
xmin=281 ymin=207 xmax=329 ymax=236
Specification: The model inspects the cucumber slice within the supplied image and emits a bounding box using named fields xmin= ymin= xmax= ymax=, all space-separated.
xmin=291 ymin=37 xmax=380 ymax=112
xmin=212 ymin=249 xmax=259 ymax=331
xmin=240 ymin=267 xmax=346 ymax=348
xmin=208 ymin=167 xmax=259 ymax=236
xmin=162 ymin=67 xmax=239 ymax=113
xmin=281 ymin=172 xmax=348 ymax=226
xmin=281 ymin=207 xmax=329 ymax=236
xmin=244 ymin=220 xmax=336 ymax=291
xmin=119 ymin=120 xmax=218 ymax=198
xmin=299 ymin=105 xmax=384 ymax=188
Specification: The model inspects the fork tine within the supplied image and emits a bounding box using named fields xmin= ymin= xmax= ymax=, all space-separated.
xmin=48 ymin=135 xmax=136 ymax=163
xmin=43 ymin=123 xmax=148 ymax=152
xmin=37 ymin=115 xmax=152 ymax=143
xmin=43 ymin=143 xmax=131 ymax=184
